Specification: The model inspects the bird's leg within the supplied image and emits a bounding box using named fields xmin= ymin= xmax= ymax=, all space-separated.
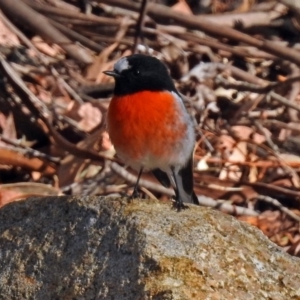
xmin=171 ymin=167 xmax=187 ymax=211
xmin=130 ymin=167 xmax=144 ymax=199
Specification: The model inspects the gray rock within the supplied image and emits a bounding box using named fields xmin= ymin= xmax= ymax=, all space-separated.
xmin=0 ymin=196 xmax=299 ymax=300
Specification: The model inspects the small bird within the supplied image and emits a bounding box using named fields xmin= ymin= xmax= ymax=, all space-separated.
xmin=104 ymin=54 xmax=198 ymax=210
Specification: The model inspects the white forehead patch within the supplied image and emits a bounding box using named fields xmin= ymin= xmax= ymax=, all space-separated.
xmin=114 ymin=57 xmax=130 ymax=73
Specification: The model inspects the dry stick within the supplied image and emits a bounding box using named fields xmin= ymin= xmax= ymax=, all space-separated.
xmin=99 ymin=3 xmax=145 ymax=20
xmin=270 ymin=92 xmax=300 ymax=113
xmin=254 ymin=120 xmax=289 ymax=160
xmin=248 ymin=107 xmax=285 ymax=119
xmin=47 ymin=16 xmax=109 ymax=26
xmin=0 ymin=11 xmax=48 ymax=64
xmin=216 ymin=74 xmax=300 ymax=94
xmin=199 ymin=10 xmax=284 ymax=28
xmin=255 ymin=195 xmax=300 ymax=222
xmin=0 ymin=57 xmax=49 ymax=117
xmin=242 ymin=181 xmax=300 ymax=200
xmin=98 ymin=0 xmax=300 ymax=65
xmin=225 ymin=65 xmax=267 ymax=86
xmin=239 ymin=116 xmax=299 ymax=186
xmin=44 ymin=0 xmax=80 ymax=12
xmin=1 ymin=56 xmax=81 ymax=136
xmin=0 ymin=148 xmax=56 ymax=175
xmin=175 ymin=32 xmax=275 ymax=60
xmin=132 ymin=0 xmax=148 ymax=53
xmin=0 ymin=134 xmax=60 ymax=163
xmin=263 ymin=120 xmax=300 ymax=133
xmin=23 ymin=0 xmax=121 ymax=26
xmin=195 ymin=156 xmax=298 ymax=168
xmin=0 ymin=56 xmax=114 ymax=163
xmin=144 ymin=25 xmax=274 ymax=60
xmin=278 ymin=0 xmax=300 ymax=15
xmin=83 ymin=32 xmax=134 ymax=47
xmin=0 ymin=0 xmax=92 ymax=64
xmin=286 ymin=65 xmax=300 ymax=122
xmin=49 ymin=19 xmax=105 ymax=53
xmin=51 ymin=67 xmax=84 ymax=105
xmin=215 ymin=75 xmax=300 ymax=113
xmin=198 ymin=197 xmax=258 ymax=216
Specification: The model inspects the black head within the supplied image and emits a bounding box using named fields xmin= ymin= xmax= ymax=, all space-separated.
xmin=103 ymin=54 xmax=177 ymax=96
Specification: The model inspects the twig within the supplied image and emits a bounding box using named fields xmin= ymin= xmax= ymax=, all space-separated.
xmin=132 ymin=0 xmax=148 ymax=53
xmin=248 ymin=107 xmax=285 ymax=119
xmin=195 ymin=196 xmax=258 ymax=216
xmin=278 ymin=0 xmax=300 ymax=16
xmin=0 ymin=0 xmax=92 ymax=64
xmin=242 ymin=181 xmax=300 ymax=201
xmin=51 ymin=67 xmax=84 ymax=104
xmin=174 ymin=31 xmax=275 ymax=60
xmin=269 ymin=92 xmax=300 ymax=113
xmin=48 ymin=19 xmax=105 ymax=53
xmin=98 ymin=0 xmax=300 ymax=65
xmin=286 ymin=65 xmax=300 ymax=122
xmin=0 ymin=134 xmax=60 ymax=163
xmin=255 ymin=195 xmax=300 ymax=222
xmin=0 ymin=147 xmax=55 ymax=175
xmin=24 ymin=0 xmax=122 ymax=26
xmin=262 ymin=120 xmax=300 ymax=133
xmin=216 ymin=74 xmax=300 ymax=94
xmin=0 ymin=55 xmax=49 ymax=118
xmin=0 ymin=56 xmax=114 ymax=163
xmin=0 ymin=11 xmax=49 ymax=64
xmin=195 ymin=154 xmax=300 ymax=168
xmin=199 ymin=9 xmax=284 ymax=28
xmin=253 ymin=120 xmax=279 ymax=153
xmin=215 ymin=75 xmax=300 ymax=113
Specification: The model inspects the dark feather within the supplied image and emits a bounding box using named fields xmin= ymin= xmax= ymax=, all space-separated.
xmin=152 ymin=168 xmax=171 ymax=187
xmin=178 ymin=155 xmax=199 ymax=205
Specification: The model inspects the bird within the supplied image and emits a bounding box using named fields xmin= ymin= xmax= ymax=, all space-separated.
xmin=103 ymin=54 xmax=199 ymax=210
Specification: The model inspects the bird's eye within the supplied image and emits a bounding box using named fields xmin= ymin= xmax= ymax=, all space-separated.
xmin=133 ymin=69 xmax=140 ymax=76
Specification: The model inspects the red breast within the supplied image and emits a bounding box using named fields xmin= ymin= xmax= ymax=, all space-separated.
xmin=107 ymin=90 xmax=187 ymax=163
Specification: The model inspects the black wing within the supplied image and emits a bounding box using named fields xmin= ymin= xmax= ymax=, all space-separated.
xmin=152 ymin=168 xmax=171 ymax=187
xmin=177 ymin=155 xmax=199 ymax=205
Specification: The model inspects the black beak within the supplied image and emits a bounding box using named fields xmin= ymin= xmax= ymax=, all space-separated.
xmin=103 ymin=70 xmax=120 ymax=78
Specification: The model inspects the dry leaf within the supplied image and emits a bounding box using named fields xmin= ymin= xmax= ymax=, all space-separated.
xmin=101 ymin=131 xmax=113 ymax=152
xmin=231 ymin=125 xmax=268 ymax=144
xmin=0 ymin=17 xmax=19 ymax=47
xmin=218 ymin=138 xmax=247 ymax=181
xmin=0 ymin=148 xmax=55 ymax=175
xmin=172 ymin=0 xmax=193 ymax=15
xmin=0 ymin=182 xmax=60 ymax=208
xmin=32 ymin=36 xmax=64 ymax=57
xmin=0 ymin=113 xmax=17 ymax=147
xmin=78 ymin=103 xmax=102 ymax=132
xmin=86 ymin=48 xmax=131 ymax=82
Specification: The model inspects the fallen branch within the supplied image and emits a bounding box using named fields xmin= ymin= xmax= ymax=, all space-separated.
xmin=0 ymin=0 xmax=93 ymax=64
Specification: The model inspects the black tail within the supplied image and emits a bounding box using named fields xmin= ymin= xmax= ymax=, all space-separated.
xmin=152 ymin=155 xmax=199 ymax=205
xmin=152 ymin=168 xmax=171 ymax=188
xmin=174 ymin=155 xmax=199 ymax=205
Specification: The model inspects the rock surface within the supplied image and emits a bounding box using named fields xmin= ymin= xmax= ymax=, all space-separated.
xmin=0 ymin=196 xmax=300 ymax=299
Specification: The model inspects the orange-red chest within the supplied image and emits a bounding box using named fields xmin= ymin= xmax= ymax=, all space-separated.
xmin=107 ymin=91 xmax=187 ymax=162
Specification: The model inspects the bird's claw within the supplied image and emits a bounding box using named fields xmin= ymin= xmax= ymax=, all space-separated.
xmin=172 ymin=201 xmax=188 ymax=212
xmin=130 ymin=189 xmax=140 ymax=200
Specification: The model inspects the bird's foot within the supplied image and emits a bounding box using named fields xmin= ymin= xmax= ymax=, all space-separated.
xmin=129 ymin=188 xmax=140 ymax=201
xmin=172 ymin=200 xmax=188 ymax=212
